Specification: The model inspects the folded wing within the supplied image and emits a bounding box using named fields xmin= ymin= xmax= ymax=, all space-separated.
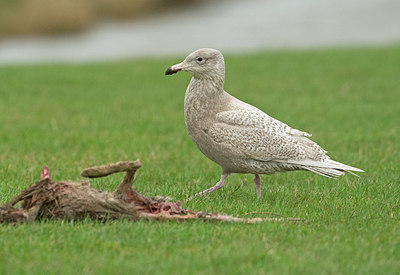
xmin=207 ymin=98 xmax=363 ymax=177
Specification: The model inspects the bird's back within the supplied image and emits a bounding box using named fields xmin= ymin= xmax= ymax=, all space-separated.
xmin=215 ymin=95 xmax=327 ymax=158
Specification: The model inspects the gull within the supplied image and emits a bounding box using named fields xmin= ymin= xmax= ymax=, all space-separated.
xmin=165 ymin=48 xmax=363 ymax=199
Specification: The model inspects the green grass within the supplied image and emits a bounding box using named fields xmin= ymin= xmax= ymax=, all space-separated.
xmin=0 ymin=46 xmax=399 ymax=274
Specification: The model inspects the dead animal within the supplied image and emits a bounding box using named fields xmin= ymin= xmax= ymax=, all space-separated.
xmin=0 ymin=160 xmax=303 ymax=224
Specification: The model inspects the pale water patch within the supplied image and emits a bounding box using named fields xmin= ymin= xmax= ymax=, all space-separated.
xmin=0 ymin=0 xmax=399 ymax=64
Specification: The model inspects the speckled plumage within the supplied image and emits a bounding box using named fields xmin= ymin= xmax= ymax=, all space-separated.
xmin=165 ymin=48 xmax=363 ymax=199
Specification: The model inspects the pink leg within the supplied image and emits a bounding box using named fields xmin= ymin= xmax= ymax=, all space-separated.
xmin=189 ymin=173 xmax=229 ymax=200
xmin=254 ymin=174 xmax=261 ymax=199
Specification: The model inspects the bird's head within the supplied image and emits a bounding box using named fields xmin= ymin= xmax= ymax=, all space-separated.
xmin=165 ymin=48 xmax=225 ymax=79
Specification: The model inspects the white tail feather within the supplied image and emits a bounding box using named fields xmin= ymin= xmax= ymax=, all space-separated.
xmin=303 ymin=167 xmax=337 ymax=179
xmin=276 ymin=158 xmax=364 ymax=178
xmin=277 ymin=159 xmax=364 ymax=172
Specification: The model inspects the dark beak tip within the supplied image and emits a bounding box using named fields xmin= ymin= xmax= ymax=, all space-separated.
xmin=165 ymin=67 xmax=174 ymax=75
xmin=165 ymin=67 xmax=180 ymax=75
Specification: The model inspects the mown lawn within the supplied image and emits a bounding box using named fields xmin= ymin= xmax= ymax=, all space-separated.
xmin=0 ymin=46 xmax=399 ymax=274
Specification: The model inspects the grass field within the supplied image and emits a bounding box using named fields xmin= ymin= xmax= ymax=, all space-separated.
xmin=0 ymin=46 xmax=399 ymax=274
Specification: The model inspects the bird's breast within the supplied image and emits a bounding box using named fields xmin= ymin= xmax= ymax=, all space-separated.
xmin=184 ymin=96 xmax=212 ymax=146
xmin=183 ymin=81 xmax=216 ymax=133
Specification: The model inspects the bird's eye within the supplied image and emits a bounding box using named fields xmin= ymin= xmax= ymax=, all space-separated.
xmin=197 ymin=57 xmax=203 ymax=62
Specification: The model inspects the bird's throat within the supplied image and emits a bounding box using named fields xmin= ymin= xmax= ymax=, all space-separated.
xmin=184 ymin=76 xmax=224 ymax=131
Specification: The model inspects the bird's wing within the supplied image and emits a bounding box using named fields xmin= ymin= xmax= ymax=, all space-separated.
xmin=208 ymin=100 xmax=327 ymax=162
xmin=218 ymin=99 xmax=312 ymax=138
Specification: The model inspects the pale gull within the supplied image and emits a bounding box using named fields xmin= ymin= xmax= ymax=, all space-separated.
xmin=165 ymin=48 xmax=363 ymax=199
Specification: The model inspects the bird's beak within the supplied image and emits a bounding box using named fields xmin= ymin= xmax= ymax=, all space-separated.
xmin=165 ymin=61 xmax=185 ymax=75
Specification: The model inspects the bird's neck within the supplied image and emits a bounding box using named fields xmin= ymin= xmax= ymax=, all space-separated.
xmin=184 ymin=75 xmax=225 ymax=125
xmin=187 ymin=74 xmax=225 ymax=97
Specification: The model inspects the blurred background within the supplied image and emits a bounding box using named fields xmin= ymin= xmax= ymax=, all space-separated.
xmin=0 ymin=0 xmax=399 ymax=64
